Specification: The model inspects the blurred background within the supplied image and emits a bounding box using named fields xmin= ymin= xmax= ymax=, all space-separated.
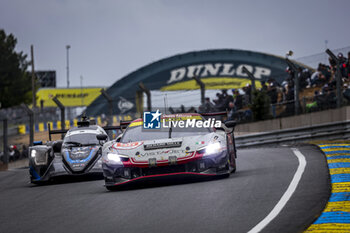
xmin=1 ymin=0 xmax=349 ymax=165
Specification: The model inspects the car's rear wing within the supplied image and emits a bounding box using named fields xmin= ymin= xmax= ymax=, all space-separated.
xmin=102 ymin=121 xmax=130 ymax=132
xmin=48 ymin=123 xmax=68 ymax=141
xmin=102 ymin=125 xmax=122 ymax=131
xmin=103 ymin=120 xmax=132 ymax=131
xmin=200 ymin=111 xmax=228 ymax=117
xmin=120 ymin=120 xmax=132 ymax=126
xmin=200 ymin=111 xmax=228 ymax=121
xmin=103 ymin=121 xmax=131 ymax=139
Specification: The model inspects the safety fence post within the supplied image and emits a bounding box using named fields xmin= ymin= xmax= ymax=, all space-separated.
xmin=326 ymin=49 xmax=342 ymax=108
xmin=285 ymin=58 xmax=300 ymax=115
xmin=242 ymin=66 xmax=256 ymax=103
xmin=21 ymin=104 xmax=34 ymax=146
xmin=52 ymin=96 xmax=65 ymax=139
xmin=193 ymin=76 xmax=205 ymax=105
xmin=138 ymin=82 xmax=152 ymax=112
xmin=2 ymin=119 xmax=9 ymax=169
xmin=100 ymin=89 xmax=113 ymax=126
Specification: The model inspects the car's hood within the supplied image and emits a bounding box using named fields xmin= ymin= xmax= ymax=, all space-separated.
xmin=62 ymin=145 xmax=100 ymax=172
xmin=110 ymin=132 xmax=224 ymax=163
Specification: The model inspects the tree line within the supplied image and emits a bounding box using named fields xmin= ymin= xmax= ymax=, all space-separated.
xmin=0 ymin=29 xmax=32 ymax=109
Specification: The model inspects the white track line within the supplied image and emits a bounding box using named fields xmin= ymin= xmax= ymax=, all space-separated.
xmin=247 ymin=148 xmax=307 ymax=233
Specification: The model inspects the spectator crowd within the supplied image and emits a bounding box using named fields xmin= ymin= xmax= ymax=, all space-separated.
xmin=198 ymin=51 xmax=350 ymax=121
xmin=0 ymin=144 xmax=28 ymax=164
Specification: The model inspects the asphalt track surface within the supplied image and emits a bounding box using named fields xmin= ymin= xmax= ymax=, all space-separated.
xmin=0 ymin=145 xmax=329 ymax=233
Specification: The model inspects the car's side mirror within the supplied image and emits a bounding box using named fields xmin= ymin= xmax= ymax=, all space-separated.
xmin=115 ymin=134 xmax=123 ymax=142
xmin=96 ymin=134 xmax=108 ymax=141
xmin=97 ymin=134 xmax=108 ymax=146
xmin=53 ymin=141 xmax=63 ymax=153
xmin=224 ymin=121 xmax=236 ymax=129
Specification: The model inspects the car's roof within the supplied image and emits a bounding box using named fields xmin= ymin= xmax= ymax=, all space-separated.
xmin=69 ymin=125 xmax=99 ymax=131
xmin=65 ymin=125 xmax=106 ymax=137
xmin=133 ymin=113 xmax=201 ymax=122
xmin=128 ymin=113 xmax=203 ymax=128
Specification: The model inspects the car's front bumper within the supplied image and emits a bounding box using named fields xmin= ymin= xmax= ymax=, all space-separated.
xmin=103 ymin=151 xmax=229 ymax=187
xmin=30 ymin=156 xmax=103 ymax=183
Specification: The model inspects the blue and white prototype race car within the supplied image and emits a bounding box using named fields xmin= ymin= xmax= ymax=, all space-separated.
xmin=29 ymin=117 xmax=117 ymax=184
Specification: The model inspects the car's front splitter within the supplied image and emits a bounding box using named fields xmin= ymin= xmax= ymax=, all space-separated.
xmin=103 ymin=151 xmax=230 ymax=188
xmin=30 ymin=158 xmax=103 ymax=183
xmin=107 ymin=171 xmax=226 ymax=187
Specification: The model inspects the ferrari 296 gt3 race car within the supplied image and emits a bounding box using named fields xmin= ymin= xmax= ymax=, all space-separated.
xmin=29 ymin=117 xmax=117 ymax=184
xmin=100 ymin=113 xmax=237 ymax=190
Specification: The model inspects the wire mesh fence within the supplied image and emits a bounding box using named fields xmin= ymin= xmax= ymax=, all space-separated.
xmin=296 ymin=46 xmax=350 ymax=68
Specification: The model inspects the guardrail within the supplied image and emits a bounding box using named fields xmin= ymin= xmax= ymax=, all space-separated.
xmin=0 ymin=126 xmax=18 ymax=137
xmin=236 ymin=120 xmax=350 ymax=148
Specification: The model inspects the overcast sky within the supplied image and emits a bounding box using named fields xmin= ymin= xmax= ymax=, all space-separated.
xmin=1 ymin=0 xmax=349 ymax=88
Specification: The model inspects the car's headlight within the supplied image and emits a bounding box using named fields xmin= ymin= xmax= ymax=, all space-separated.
xmin=105 ymin=152 xmax=128 ymax=164
xmin=31 ymin=149 xmax=48 ymax=165
xmin=198 ymin=142 xmax=222 ymax=156
xmin=31 ymin=150 xmax=37 ymax=158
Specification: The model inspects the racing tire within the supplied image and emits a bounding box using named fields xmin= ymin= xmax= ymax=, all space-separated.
xmin=221 ymin=173 xmax=230 ymax=178
xmin=31 ymin=180 xmax=49 ymax=185
xmin=105 ymin=185 xmax=118 ymax=191
xmin=230 ymin=159 xmax=236 ymax=173
xmin=226 ymin=160 xmax=236 ymax=174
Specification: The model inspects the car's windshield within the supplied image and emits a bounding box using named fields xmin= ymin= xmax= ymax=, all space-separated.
xmin=63 ymin=133 xmax=100 ymax=146
xmin=121 ymin=125 xmax=212 ymax=143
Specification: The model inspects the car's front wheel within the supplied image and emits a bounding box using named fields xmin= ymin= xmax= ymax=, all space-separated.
xmin=31 ymin=180 xmax=49 ymax=185
xmin=105 ymin=185 xmax=118 ymax=191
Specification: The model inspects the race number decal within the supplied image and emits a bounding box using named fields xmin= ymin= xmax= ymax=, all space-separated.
xmin=113 ymin=142 xmax=143 ymax=150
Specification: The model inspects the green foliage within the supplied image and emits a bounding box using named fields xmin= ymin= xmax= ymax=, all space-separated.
xmin=250 ymin=89 xmax=271 ymax=121
xmin=0 ymin=29 xmax=32 ymax=108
